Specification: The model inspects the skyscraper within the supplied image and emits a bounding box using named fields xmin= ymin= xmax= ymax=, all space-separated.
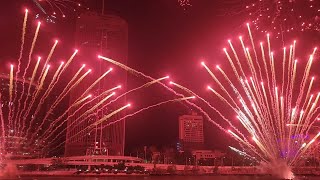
xmin=178 ymin=112 xmax=205 ymax=151
xmin=65 ymin=12 xmax=128 ymax=156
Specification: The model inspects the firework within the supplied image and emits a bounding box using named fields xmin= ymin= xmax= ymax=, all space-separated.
xmin=0 ymin=10 xmax=192 ymax=159
xmin=32 ymin=0 xmax=89 ymax=22
xmin=244 ymin=0 xmax=320 ymax=37
xmin=178 ymin=0 xmax=192 ymax=10
xmin=1 ymin=11 xmax=183 ymax=159
xmin=197 ymin=23 xmax=318 ymax=175
xmin=99 ymin=23 xmax=320 ymax=179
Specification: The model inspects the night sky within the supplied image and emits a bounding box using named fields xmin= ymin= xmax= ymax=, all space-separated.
xmin=1 ymin=0 xmax=319 ymax=155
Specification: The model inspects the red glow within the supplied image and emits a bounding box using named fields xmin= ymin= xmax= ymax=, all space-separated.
xmin=117 ymin=85 xmax=122 ymax=88
xmin=169 ymin=81 xmax=174 ymax=84
xmin=38 ymin=21 xmax=41 ymax=25
xmin=109 ymin=67 xmax=113 ymax=71
xmin=82 ymin=64 xmax=86 ymax=67
xmin=97 ymin=55 xmax=102 ymax=58
xmin=201 ymin=62 xmax=205 ymax=66
xmin=127 ymin=103 xmax=131 ymax=107
xmin=165 ymin=75 xmax=170 ymax=79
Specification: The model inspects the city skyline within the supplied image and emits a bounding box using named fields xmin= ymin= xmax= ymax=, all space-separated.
xmin=1 ymin=0 xmax=320 ymax=157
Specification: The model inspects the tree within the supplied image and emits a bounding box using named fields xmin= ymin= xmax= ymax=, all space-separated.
xmin=167 ymin=164 xmax=177 ymax=174
xmin=113 ymin=162 xmax=126 ymax=170
xmin=51 ymin=157 xmax=66 ymax=169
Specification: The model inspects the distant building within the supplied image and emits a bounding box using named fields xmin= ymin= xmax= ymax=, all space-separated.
xmin=65 ymin=12 xmax=128 ymax=157
xmin=178 ymin=112 xmax=205 ymax=151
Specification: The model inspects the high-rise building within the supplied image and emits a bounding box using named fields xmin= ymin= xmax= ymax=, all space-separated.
xmin=65 ymin=12 xmax=128 ymax=156
xmin=178 ymin=112 xmax=204 ymax=151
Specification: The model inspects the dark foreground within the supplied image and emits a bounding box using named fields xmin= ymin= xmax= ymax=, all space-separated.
xmin=16 ymin=176 xmax=319 ymax=180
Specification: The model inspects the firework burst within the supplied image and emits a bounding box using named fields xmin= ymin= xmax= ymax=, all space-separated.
xmin=99 ymin=22 xmax=320 ymax=178
xmin=0 ymin=10 xmax=195 ymax=159
xmin=183 ymin=23 xmax=318 ymax=177
xmin=32 ymin=0 xmax=89 ymax=22
xmin=245 ymin=0 xmax=320 ymax=37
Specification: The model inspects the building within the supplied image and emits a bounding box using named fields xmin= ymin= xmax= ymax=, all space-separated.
xmin=178 ymin=112 xmax=204 ymax=151
xmin=192 ymin=150 xmax=225 ymax=166
xmin=65 ymin=12 xmax=128 ymax=157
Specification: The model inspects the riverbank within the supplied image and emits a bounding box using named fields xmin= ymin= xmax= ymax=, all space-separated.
xmin=2 ymin=166 xmax=320 ymax=178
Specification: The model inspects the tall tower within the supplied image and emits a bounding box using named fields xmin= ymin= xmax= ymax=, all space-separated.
xmin=179 ymin=112 xmax=205 ymax=151
xmin=64 ymin=12 xmax=128 ymax=156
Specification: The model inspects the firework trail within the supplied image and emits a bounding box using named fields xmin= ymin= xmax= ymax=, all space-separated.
xmin=75 ymin=67 xmax=113 ymax=100
xmin=28 ymin=56 xmax=42 ymax=93
xmin=99 ymin=76 xmax=169 ymax=109
xmin=35 ymin=94 xmax=92 ymax=143
xmin=197 ymin=24 xmax=320 ymax=168
xmin=43 ymin=96 xmax=190 ymax=153
xmin=12 ymin=9 xmax=28 ymax=105
xmin=101 ymin=96 xmax=195 ymax=128
xmin=26 ymin=68 xmax=91 ymax=139
xmin=14 ymin=22 xmax=44 ymax=129
xmin=20 ymin=64 xmax=50 ymax=134
xmin=15 ymin=57 xmax=41 ymax=133
xmin=18 ymin=40 xmax=58 ymax=131
xmin=44 ymin=103 xmax=131 ymax=154
xmin=8 ymin=64 xmax=13 ymax=128
xmin=19 ymin=49 xmax=76 ymax=134
xmin=32 ymin=0 xmax=47 ymax=14
xmin=36 ymin=85 xmax=121 ymax=144
xmin=62 ymin=76 xmax=169 ymax=139
xmin=10 ymin=10 xmax=29 ymax=129
xmin=99 ymin=24 xmax=320 ymax=170
xmin=20 ymin=62 xmax=65 ymax=133
xmin=0 ymin=94 xmax=5 ymax=147
xmin=39 ymin=40 xmax=59 ymax=79
xmin=229 ymin=146 xmax=257 ymax=161
xmin=97 ymin=55 xmax=244 ymax=152
xmin=39 ymin=91 xmax=116 ymax=144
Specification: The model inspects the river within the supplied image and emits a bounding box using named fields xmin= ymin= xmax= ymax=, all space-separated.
xmin=18 ymin=176 xmax=319 ymax=180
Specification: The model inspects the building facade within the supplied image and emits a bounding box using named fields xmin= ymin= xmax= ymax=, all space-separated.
xmin=65 ymin=12 xmax=128 ymax=157
xmin=178 ymin=112 xmax=204 ymax=151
